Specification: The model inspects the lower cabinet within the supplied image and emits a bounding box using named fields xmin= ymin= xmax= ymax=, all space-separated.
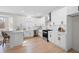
xmin=6 ymin=31 xmax=24 ymax=48
xmin=38 ymin=30 xmax=42 ymax=38
xmin=48 ymin=31 xmax=66 ymax=51
xmin=55 ymin=32 xmax=66 ymax=49
xmin=48 ymin=31 xmax=53 ymax=42
xmin=24 ymin=31 xmax=34 ymax=37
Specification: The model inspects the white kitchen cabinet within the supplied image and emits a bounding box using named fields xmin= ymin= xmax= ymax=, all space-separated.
xmin=52 ymin=32 xmax=66 ymax=50
xmin=67 ymin=6 xmax=79 ymax=15
xmin=54 ymin=32 xmax=61 ymax=47
xmin=48 ymin=31 xmax=60 ymax=46
xmin=13 ymin=32 xmax=23 ymax=46
xmin=51 ymin=7 xmax=69 ymax=51
xmin=57 ymin=32 xmax=66 ymax=50
xmin=38 ymin=30 xmax=42 ymax=37
xmin=32 ymin=17 xmax=45 ymax=27
xmin=24 ymin=31 xmax=34 ymax=37
xmin=5 ymin=31 xmax=23 ymax=48
xmin=48 ymin=31 xmax=52 ymax=42
xmin=51 ymin=7 xmax=67 ymax=25
xmin=51 ymin=31 xmax=55 ymax=43
xmin=60 ymin=33 xmax=66 ymax=50
xmin=50 ymin=6 xmax=79 ymax=51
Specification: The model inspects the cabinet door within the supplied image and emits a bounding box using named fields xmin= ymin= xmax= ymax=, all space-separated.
xmin=54 ymin=32 xmax=63 ymax=48
xmin=9 ymin=32 xmax=23 ymax=48
xmin=48 ymin=31 xmax=52 ymax=42
xmin=14 ymin=32 xmax=23 ymax=46
xmin=39 ymin=30 xmax=42 ymax=37
xmin=55 ymin=32 xmax=66 ymax=50
xmin=29 ymin=31 xmax=34 ymax=37
xmin=51 ymin=7 xmax=67 ymax=25
xmin=54 ymin=32 xmax=59 ymax=46
xmin=24 ymin=31 xmax=29 ymax=37
xmin=24 ymin=31 xmax=34 ymax=37
xmin=60 ymin=35 xmax=66 ymax=50
xmin=51 ymin=32 xmax=55 ymax=43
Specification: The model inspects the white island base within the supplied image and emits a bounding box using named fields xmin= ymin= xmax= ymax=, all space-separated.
xmin=5 ymin=31 xmax=24 ymax=48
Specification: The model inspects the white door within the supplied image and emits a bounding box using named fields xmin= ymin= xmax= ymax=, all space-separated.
xmin=72 ymin=22 xmax=79 ymax=51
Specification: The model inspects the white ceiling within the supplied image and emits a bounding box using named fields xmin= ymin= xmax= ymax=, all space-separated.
xmin=0 ymin=6 xmax=64 ymax=16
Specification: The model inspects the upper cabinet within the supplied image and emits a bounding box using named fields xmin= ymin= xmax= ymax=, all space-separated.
xmin=51 ymin=7 xmax=67 ymax=25
xmin=51 ymin=6 xmax=79 ymax=25
xmin=67 ymin=6 xmax=79 ymax=15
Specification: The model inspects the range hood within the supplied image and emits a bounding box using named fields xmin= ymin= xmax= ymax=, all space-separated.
xmin=49 ymin=12 xmax=51 ymax=21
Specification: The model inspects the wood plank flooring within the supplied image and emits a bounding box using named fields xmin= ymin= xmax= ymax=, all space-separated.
xmin=0 ymin=37 xmax=77 ymax=53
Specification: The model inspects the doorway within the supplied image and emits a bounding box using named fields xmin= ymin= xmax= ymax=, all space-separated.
xmin=68 ymin=16 xmax=79 ymax=52
xmin=72 ymin=20 xmax=79 ymax=52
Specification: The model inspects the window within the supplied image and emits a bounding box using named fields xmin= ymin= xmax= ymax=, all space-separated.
xmin=0 ymin=16 xmax=5 ymax=28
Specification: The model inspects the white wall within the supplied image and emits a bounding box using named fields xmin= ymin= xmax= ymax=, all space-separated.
xmin=67 ymin=16 xmax=73 ymax=50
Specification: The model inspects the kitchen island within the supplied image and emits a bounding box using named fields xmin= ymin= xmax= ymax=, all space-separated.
xmin=4 ymin=30 xmax=34 ymax=48
xmin=5 ymin=31 xmax=24 ymax=48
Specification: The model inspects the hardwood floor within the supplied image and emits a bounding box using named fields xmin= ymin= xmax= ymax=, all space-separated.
xmin=0 ymin=37 xmax=77 ymax=53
